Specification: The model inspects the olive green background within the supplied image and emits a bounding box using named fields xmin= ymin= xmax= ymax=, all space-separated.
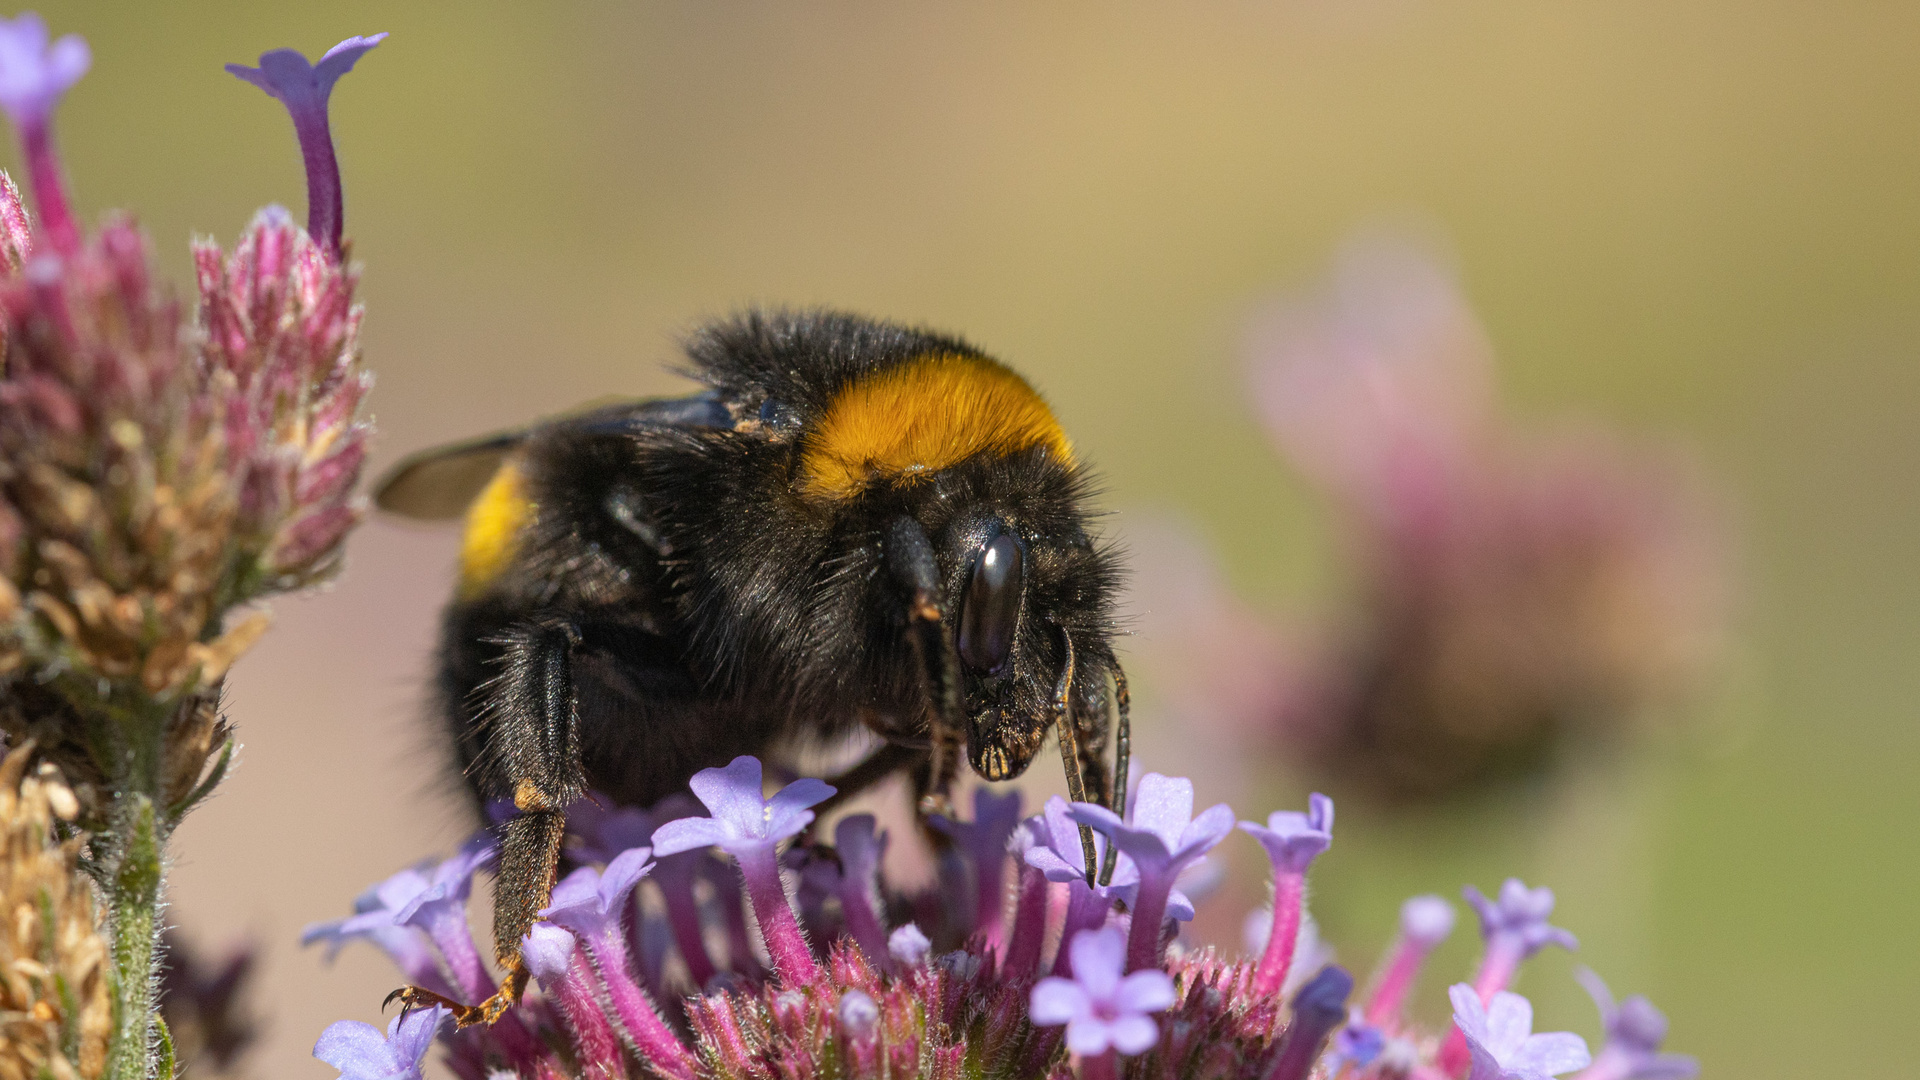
xmin=21 ymin=2 xmax=1916 ymax=1076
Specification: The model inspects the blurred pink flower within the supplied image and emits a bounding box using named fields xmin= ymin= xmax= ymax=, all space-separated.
xmin=1240 ymin=234 xmax=1725 ymax=798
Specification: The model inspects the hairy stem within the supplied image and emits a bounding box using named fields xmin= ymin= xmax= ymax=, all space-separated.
xmin=104 ymin=793 xmax=161 ymax=1080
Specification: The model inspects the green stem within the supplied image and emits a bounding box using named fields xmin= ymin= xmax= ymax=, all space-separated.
xmin=104 ymin=793 xmax=162 ymax=1080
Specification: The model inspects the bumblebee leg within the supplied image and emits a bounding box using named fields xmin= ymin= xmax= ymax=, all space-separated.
xmin=392 ymin=619 xmax=583 ymax=1028
xmin=1049 ymin=630 xmax=1100 ymax=883
xmin=884 ymin=516 xmax=966 ymax=819
xmin=1098 ymin=657 xmax=1130 ymax=887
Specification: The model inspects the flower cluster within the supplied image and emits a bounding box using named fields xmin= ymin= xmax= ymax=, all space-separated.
xmin=0 ymin=19 xmax=377 ymax=825
xmin=0 ymin=16 xmax=384 ymax=1080
xmin=1200 ymin=234 xmax=1723 ymax=801
xmin=309 ymin=756 xmax=1695 ymax=1080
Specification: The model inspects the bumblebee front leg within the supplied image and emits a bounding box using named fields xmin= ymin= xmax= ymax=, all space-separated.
xmin=391 ymin=619 xmax=583 ymax=1028
xmin=885 ymin=516 xmax=966 ymax=819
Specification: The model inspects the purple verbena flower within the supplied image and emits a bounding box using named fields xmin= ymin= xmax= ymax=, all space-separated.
xmin=1266 ymin=965 xmax=1354 ymax=1080
xmin=540 ymin=846 xmax=654 ymax=940
xmin=1030 ymin=927 xmax=1175 ymax=1057
xmin=1239 ymin=792 xmax=1334 ymax=875
xmin=1450 ymin=984 xmax=1592 ymax=1080
xmin=1239 ymin=792 xmax=1334 ymax=997
xmin=313 ymin=1004 xmax=445 ymax=1080
xmin=838 ymin=988 xmax=880 ymax=1040
xmin=1574 ymin=969 xmax=1700 ymax=1080
xmin=1466 ymin=879 xmax=1580 ymax=964
xmin=226 ymin=34 xmax=384 ymax=259
xmin=649 ymin=755 xmax=833 ymax=984
xmin=930 ymin=787 xmax=1023 ymax=942
xmin=1069 ymin=774 xmax=1234 ymax=971
xmin=0 ymin=13 xmax=85 ymax=254
xmin=834 ymin=813 xmax=892 ymax=963
xmin=303 ymin=835 xmax=496 ymax=1002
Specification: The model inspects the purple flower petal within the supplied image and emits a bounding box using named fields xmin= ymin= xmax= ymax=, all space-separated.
xmin=1114 ymin=970 xmax=1176 ymax=1013
xmin=520 ymin=922 xmax=575 ymax=982
xmin=1067 ymin=927 xmax=1125 ymax=999
xmin=1509 ymin=1033 xmax=1593 ymax=1076
xmin=763 ymin=776 xmax=834 ymax=838
xmin=688 ymin=757 xmax=768 ymax=833
xmin=0 ymin=14 xmax=87 ymax=127
xmin=649 ymin=816 xmax=730 ymax=857
xmin=1108 ymin=1014 xmax=1159 ymax=1056
xmin=313 ymin=1005 xmax=444 ymax=1080
xmin=1065 ymin=1015 xmax=1116 ymax=1056
xmin=1029 ymin=978 xmax=1090 ymax=1025
xmin=1465 ymin=879 xmax=1578 ymax=959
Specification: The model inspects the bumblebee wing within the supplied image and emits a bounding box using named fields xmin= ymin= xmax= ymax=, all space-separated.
xmin=373 ymin=392 xmax=731 ymax=521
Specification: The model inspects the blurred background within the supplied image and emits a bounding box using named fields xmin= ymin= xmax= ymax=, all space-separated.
xmin=16 ymin=2 xmax=1917 ymax=1076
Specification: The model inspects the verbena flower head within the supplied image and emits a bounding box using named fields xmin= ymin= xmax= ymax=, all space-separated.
xmin=0 ymin=21 xmax=378 ymax=832
xmin=1029 ymin=928 xmax=1175 ymax=1056
xmin=1238 ymin=233 xmax=1724 ymax=801
xmin=310 ymin=755 xmax=1695 ymax=1080
xmin=1576 ymin=968 xmax=1700 ymax=1080
xmin=1450 ymin=984 xmax=1591 ymax=1080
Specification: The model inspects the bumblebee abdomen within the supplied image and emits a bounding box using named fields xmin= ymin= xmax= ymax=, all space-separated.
xmin=459 ymin=458 xmax=535 ymax=598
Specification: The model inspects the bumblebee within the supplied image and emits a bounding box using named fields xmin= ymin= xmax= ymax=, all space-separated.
xmin=374 ymin=310 xmax=1130 ymax=1023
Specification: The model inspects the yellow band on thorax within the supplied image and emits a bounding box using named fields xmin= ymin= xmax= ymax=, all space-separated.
xmin=799 ymin=354 xmax=1073 ymax=501
xmin=459 ymin=460 xmax=533 ymax=597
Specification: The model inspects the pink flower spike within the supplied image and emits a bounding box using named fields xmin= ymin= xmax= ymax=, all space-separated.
xmin=1029 ymin=928 xmax=1175 ymax=1058
xmin=226 ymin=33 xmax=385 ymax=260
xmin=1449 ymin=984 xmax=1591 ymax=1080
xmin=0 ymin=13 xmax=87 ymax=255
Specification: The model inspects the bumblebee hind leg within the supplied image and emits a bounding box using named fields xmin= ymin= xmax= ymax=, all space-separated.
xmin=392 ymin=619 xmax=583 ymax=1028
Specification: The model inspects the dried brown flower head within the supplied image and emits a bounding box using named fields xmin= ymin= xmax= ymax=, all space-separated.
xmin=0 ymin=742 xmax=109 ymax=1080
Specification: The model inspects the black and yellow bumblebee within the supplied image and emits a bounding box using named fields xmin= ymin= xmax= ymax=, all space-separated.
xmin=374 ymin=310 xmax=1130 ymax=1023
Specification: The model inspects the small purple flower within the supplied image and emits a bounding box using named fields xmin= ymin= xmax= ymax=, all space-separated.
xmin=931 ymin=787 xmax=1023 ymax=940
xmin=303 ymin=836 xmax=497 ymax=1001
xmin=1267 ymin=965 xmax=1355 ymax=1080
xmin=227 ymin=34 xmax=385 ymax=259
xmin=650 ymin=756 xmax=833 ymax=859
xmin=1029 ymin=928 xmax=1176 ymax=1057
xmin=1465 ymin=879 xmax=1580 ymax=960
xmin=888 ymin=923 xmax=931 ymax=967
xmin=540 ymin=847 xmax=655 ymax=940
xmin=1238 ymin=792 xmax=1334 ymax=874
xmin=567 ymin=796 xmax=656 ymax=864
xmin=313 ymin=1004 xmax=446 ymax=1080
xmin=0 ymin=14 xmax=85 ymax=129
xmin=1402 ymin=893 xmax=1457 ymax=947
xmin=1574 ymin=969 xmax=1700 ymax=1080
xmin=1450 ymin=984 xmax=1592 ymax=1080
xmin=833 ymin=813 xmax=891 ymax=962
xmin=0 ymin=13 xmax=85 ymax=254
xmin=1070 ymin=774 xmax=1233 ymax=970
xmin=1331 ymin=1016 xmax=1386 ymax=1069
xmin=650 ymin=756 xmax=833 ymax=984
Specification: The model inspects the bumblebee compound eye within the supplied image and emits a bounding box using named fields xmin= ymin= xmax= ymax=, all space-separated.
xmin=958 ymin=532 xmax=1022 ymax=674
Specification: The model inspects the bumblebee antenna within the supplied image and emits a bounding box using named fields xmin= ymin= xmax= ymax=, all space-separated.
xmin=1050 ymin=629 xmax=1101 ymax=882
xmin=885 ymin=516 xmax=967 ymax=817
